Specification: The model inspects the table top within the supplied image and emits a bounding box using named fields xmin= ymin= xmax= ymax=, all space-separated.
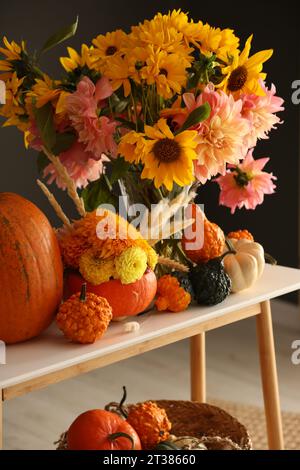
xmin=1 ymin=264 xmax=300 ymax=390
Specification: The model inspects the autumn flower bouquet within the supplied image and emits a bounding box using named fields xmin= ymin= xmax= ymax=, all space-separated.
xmin=0 ymin=10 xmax=284 ymax=271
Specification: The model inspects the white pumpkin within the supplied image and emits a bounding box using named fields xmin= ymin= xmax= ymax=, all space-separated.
xmin=223 ymin=238 xmax=265 ymax=293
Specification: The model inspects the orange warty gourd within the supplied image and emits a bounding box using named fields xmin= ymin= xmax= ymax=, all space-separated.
xmin=227 ymin=229 xmax=254 ymax=241
xmin=65 ymin=269 xmax=157 ymax=318
xmin=127 ymin=401 xmax=172 ymax=449
xmin=56 ymin=284 xmax=112 ymax=344
xmin=182 ymin=204 xmax=225 ymax=264
xmin=0 ymin=193 xmax=63 ymax=344
xmin=67 ymin=409 xmax=142 ymax=450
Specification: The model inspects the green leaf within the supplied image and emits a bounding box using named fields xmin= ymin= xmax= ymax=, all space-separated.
xmin=37 ymin=151 xmax=49 ymax=173
xmin=34 ymin=103 xmax=56 ymax=151
xmin=52 ymin=132 xmax=76 ymax=155
xmin=40 ymin=16 xmax=79 ymax=54
xmin=81 ymin=177 xmax=118 ymax=212
xmin=178 ymin=102 xmax=211 ymax=133
xmin=115 ymin=117 xmax=136 ymax=130
xmin=110 ymin=157 xmax=131 ymax=185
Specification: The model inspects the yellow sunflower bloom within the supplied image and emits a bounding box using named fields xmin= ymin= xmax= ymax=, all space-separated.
xmin=217 ymin=35 xmax=273 ymax=97
xmin=141 ymin=118 xmax=198 ymax=191
xmin=102 ymin=55 xmax=131 ymax=97
xmin=0 ymin=37 xmax=26 ymax=80
xmin=0 ymin=72 xmax=29 ymax=131
xmin=118 ymin=130 xmax=146 ymax=164
xmin=155 ymin=10 xmax=202 ymax=47
xmin=91 ymin=29 xmax=128 ymax=69
xmin=27 ymin=74 xmax=61 ymax=108
xmin=60 ymin=44 xmax=95 ymax=73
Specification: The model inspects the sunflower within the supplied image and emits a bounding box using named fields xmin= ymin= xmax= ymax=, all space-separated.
xmin=118 ymin=130 xmax=146 ymax=163
xmin=0 ymin=37 xmax=26 ymax=81
xmin=141 ymin=118 xmax=198 ymax=191
xmin=141 ymin=48 xmax=190 ymax=99
xmin=102 ymin=55 xmax=131 ymax=97
xmin=91 ymin=29 xmax=128 ymax=69
xmin=217 ymin=35 xmax=273 ymax=97
xmin=155 ymin=10 xmax=202 ymax=47
xmin=60 ymin=44 xmax=95 ymax=73
xmin=27 ymin=74 xmax=61 ymax=108
xmin=0 ymin=72 xmax=29 ymax=130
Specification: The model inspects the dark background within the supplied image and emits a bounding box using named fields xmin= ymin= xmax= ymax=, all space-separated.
xmin=1 ymin=0 xmax=299 ymax=295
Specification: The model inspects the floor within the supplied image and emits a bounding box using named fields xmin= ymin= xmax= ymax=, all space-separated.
xmin=2 ymin=299 xmax=300 ymax=450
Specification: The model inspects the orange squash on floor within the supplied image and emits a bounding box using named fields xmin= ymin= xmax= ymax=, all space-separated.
xmin=65 ymin=269 xmax=157 ymax=318
xmin=0 ymin=193 xmax=63 ymax=344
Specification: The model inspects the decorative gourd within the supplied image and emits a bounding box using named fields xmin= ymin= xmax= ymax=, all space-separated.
xmin=223 ymin=238 xmax=265 ymax=293
xmin=56 ymin=284 xmax=112 ymax=344
xmin=154 ymin=440 xmax=180 ymax=450
xmin=127 ymin=401 xmax=172 ymax=449
xmin=155 ymin=274 xmax=191 ymax=313
xmin=189 ymin=254 xmax=232 ymax=305
xmin=67 ymin=409 xmax=141 ymax=450
xmin=65 ymin=269 xmax=157 ymax=318
xmin=182 ymin=204 xmax=225 ymax=264
xmin=114 ymin=387 xmax=172 ymax=450
xmin=0 ymin=192 xmax=63 ymax=344
xmin=227 ymin=229 xmax=254 ymax=241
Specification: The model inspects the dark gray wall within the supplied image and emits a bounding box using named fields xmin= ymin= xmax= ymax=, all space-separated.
xmin=1 ymin=1 xmax=299 ymax=281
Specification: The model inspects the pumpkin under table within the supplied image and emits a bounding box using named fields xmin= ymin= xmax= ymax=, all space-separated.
xmin=1 ymin=264 xmax=300 ymax=450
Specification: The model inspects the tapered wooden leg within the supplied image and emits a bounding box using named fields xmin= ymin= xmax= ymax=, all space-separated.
xmin=190 ymin=333 xmax=206 ymax=402
xmin=0 ymin=393 xmax=3 ymax=450
xmin=256 ymin=300 xmax=284 ymax=450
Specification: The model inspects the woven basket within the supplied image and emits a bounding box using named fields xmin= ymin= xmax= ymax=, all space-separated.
xmin=55 ymin=400 xmax=252 ymax=450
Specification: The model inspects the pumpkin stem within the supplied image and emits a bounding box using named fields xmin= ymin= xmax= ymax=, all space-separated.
xmin=225 ymin=238 xmax=237 ymax=254
xmin=80 ymin=283 xmax=87 ymax=302
xmin=118 ymin=386 xmax=128 ymax=419
xmin=108 ymin=432 xmax=135 ymax=450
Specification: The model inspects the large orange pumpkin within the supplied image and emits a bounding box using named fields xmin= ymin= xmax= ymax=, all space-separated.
xmin=67 ymin=409 xmax=142 ymax=450
xmin=65 ymin=269 xmax=157 ymax=318
xmin=0 ymin=193 xmax=63 ymax=344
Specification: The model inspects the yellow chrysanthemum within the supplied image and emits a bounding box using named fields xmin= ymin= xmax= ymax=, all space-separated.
xmin=154 ymin=10 xmax=202 ymax=47
xmin=141 ymin=118 xmax=198 ymax=191
xmin=60 ymin=44 xmax=96 ymax=73
xmin=79 ymin=250 xmax=115 ymax=285
xmin=130 ymin=16 xmax=184 ymax=55
xmin=140 ymin=48 xmax=191 ymax=99
xmin=135 ymin=239 xmax=158 ymax=270
xmin=101 ymin=55 xmax=131 ymax=97
xmin=194 ymin=23 xmax=240 ymax=59
xmin=115 ymin=246 xmax=147 ymax=284
xmin=91 ymin=30 xmax=128 ymax=67
xmin=0 ymin=37 xmax=26 ymax=80
xmin=118 ymin=130 xmax=146 ymax=164
xmin=217 ymin=35 xmax=273 ymax=97
xmin=27 ymin=74 xmax=61 ymax=108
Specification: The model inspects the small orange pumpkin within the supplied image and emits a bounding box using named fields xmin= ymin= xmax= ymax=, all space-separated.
xmin=57 ymin=284 xmax=112 ymax=344
xmin=182 ymin=204 xmax=225 ymax=264
xmin=67 ymin=409 xmax=141 ymax=450
xmin=65 ymin=269 xmax=157 ymax=318
xmin=0 ymin=193 xmax=63 ymax=344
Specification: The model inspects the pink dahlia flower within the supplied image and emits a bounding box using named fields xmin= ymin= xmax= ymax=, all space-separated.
xmin=242 ymin=81 xmax=284 ymax=148
xmin=179 ymin=85 xmax=250 ymax=184
xmin=43 ymin=141 xmax=108 ymax=189
xmin=66 ymin=76 xmax=117 ymax=158
xmin=215 ymin=149 xmax=276 ymax=214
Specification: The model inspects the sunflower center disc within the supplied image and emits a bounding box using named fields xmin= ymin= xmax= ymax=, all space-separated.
xmin=227 ymin=65 xmax=248 ymax=92
xmin=153 ymin=138 xmax=181 ymax=163
xmin=106 ymin=46 xmax=117 ymax=56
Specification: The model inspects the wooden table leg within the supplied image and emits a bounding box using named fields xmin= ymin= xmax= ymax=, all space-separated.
xmin=0 ymin=392 xmax=3 ymax=450
xmin=256 ymin=300 xmax=284 ymax=450
xmin=190 ymin=333 xmax=206 ymax=402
